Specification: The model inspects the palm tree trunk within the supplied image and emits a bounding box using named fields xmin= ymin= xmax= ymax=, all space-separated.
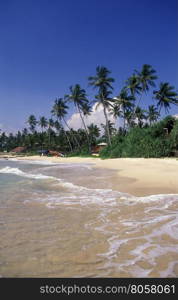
xmin=77 ymin=105 xmax=91 ymax=152
xmin=132 ymin=90 xmax=143 ymax=117
xmin=123 ymin=107 xmax=126 ymax=130
xmin=64 ymin=129 xmax=73 ymax=152
xmin=58 ymin=118 xmax=73 ymax=152
xmin=103 ymin=105 xmax=111 ymax=146
xmin=41 ymin=127 xmax=44 ymax=152
xmin=48 ymin=126 xmax=51 ymax=147
xmin=63 ymin=117 xmax=81 ymax=150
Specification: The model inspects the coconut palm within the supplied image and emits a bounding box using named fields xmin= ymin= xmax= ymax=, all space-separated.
xmin=76 ymin=128 xmax=87 ymax=145
xmin=124 ymin=109 xmax=135 ymax=129
xmin=66 ymin=84 xmax=91 ymax=152
xmin=136 ymin=64 xmax=157 ymax=93
xmin=27 ymin=115 xmax=37 ymax=133
xmin=81 ymin=102 xmax=92 ymax=116
xmin=22 ymin=128 xmax=28 ymax=136
xmin=135 ymin=106 xmax=147 ymax=128
xmin=147 ymin=105 xmax=160 ymax=125
xmin=101 ymin=120 xmax=116 ymax=139
xmin=54 ymin=120 xmax=61 ymax=133
xmin=59 ymin=98 xmax=81 ymax=150
xmin=20 ymin=128 xmax=28 ymax=147
xmin=109 ymin=103 xmax=122 ymax=121
xmin=48 ymin=118 xmax=54 ymax=129
xmin=135 ymin=64 xmax=157 ymax=109
xmin=38 ymin=116 xmax=48 ymax=150
xmin=114 ymin=88 xmax=135 ymax=129
xmin=126 ymin=74 xmax=141 ymax=97
xmin=88 ymin=66 xmax=114 ymax=146
xmin=47 ymin=118 xmax=55 ymax=147
xmin=51 ymin=98 xmax=73 ymax=152
xmin=153 ymin=82 xmax=178 ymax=114
xmin=39 ymin=116 xmax=48 ymax=133
xmin=87 ymin=123 xmax=100 ymax=145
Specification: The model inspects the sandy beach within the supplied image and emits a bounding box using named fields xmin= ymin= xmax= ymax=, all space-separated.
xmin=4 ymin=155 xmax=178 ymax=196
xmin=1 ymin=155 xmax=178 ymax=277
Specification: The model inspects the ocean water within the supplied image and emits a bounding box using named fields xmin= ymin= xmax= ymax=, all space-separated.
xmin=0 ymin=158 xmax=178 ymax=277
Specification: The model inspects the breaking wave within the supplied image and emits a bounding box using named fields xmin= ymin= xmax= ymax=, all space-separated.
xmin=0 ymin=166 xmax=178 ymax=208
xmin=1 ymin=164 xmax=178 ymax=278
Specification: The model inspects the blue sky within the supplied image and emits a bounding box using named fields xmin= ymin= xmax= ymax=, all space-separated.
xmin=0 ymin=0 xmax=177 ymax=133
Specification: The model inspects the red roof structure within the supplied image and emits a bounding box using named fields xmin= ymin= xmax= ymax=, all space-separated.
xmin=11 ymin=146 xmax=27 ymax=153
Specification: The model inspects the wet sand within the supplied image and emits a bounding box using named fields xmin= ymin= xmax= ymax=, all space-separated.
xmin=0 ymin=157 xmax=178 ymax=278
xmin=9 ymin=155 xmax=178 ymax=196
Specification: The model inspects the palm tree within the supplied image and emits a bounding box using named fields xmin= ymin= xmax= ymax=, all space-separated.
xmin=109 ymin=103 xmax=122 ymax=122
xmin=114 ymin=88 xmax=135 ymax=129
xmin=153 ymin=82 xmax=178 ymax=114
xmin=101 ymin=120 xmax=116 ymax=139
xmin=39 ymin=116 xmax=48 ymax=133
xmin=27 ymin=115 xmax=37 ymax=133
xmin=147 ymin=105 xmax=160 ymax=125
xmin=21 ymin=128 xmax=28 ymax=146
xmin=38 ymin=116 xmax=48 ymax=150
xmin=51 ymin=98 xmax=73 ymax=152
xmin=126 ymin=74 xmax=141 ymax=98
xmin=54 ymin=120 xmax=61 ymax=133
xmin=77 ymin=128 xmax=86 ymax=144
xmin=136 ymin=64 xmax=157 ymax=93
xmin=22 ymin=128 xmax=28 ymax=136
xmin=47 ymin=118 xmax=55 ymax=147
xmin=81 ymin=102 xmax=92 ymax=117
xmin=87 ymin=123 xmax=100 ymax=145
xmin=66 ymin=84 xmax=91 ymax=152
xmin=48 ymin=118 xmax=54 ymax=129
xmin=124 ymin=109 xmax=135 ymax=129
xmin=59 ymin=97 xmax=81 ymax=150
xmin=0 ymin=132 xmax=7 ymax=151
xmin=135 ymin=106 xmax=147 ymax=128
xmin=88 ymin=66 xmax=114 ymax=146
xmin=135 ymin=64 xmax=157 ymax=109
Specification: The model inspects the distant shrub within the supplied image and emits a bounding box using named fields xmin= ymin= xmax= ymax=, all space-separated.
xmin=99 ymin=145 xmax=112 ymax=159
xmin=67 ymin=145 xmax=91 ymax=157
xmin=110 ymin=145 xmax=123 ymax=158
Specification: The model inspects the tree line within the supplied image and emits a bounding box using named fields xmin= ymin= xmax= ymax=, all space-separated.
xmin=0 ymin=64 xmax=178 ymax=156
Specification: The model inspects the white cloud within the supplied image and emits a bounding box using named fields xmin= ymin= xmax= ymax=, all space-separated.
xmin=67 ymin=102 xmax=119 ymax=130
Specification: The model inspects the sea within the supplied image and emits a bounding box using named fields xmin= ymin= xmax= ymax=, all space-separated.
xmin=0 ymin=158 xmax=178 ymax=277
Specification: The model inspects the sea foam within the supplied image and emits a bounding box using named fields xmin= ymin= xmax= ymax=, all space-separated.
xmin=0 ymin=166 xmax=178 ymax=208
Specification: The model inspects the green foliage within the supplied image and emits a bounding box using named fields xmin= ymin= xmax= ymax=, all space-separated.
xmin=67 ymin=145 xmax=91 ymax=157
xmin=170 ymin=119 xmax=178 ymax=150
xmin=99 ymin=146 xmax=112 ymax=159
xmin=1 ymin=64 xmax=178 ymax=157
xmin=100 ymin=117 xmax=178 ymax=158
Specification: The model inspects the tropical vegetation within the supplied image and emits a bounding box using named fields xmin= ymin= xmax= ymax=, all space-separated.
xmin=0 ymin=64 xmax=178 ymax=158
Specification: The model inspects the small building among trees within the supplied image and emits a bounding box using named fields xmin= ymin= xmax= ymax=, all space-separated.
xmin=92 ymin=142 xmax=107 ymax=154
xmin=11 ymin=146 xmax=27 ymax=153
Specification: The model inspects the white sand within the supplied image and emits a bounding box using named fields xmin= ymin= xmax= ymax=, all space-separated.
xmin=6 ymin=155 xmax=178 ymax=196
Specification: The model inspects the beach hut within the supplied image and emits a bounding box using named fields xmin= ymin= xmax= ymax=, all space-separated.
xmin=92 ymin=142 xmax=107 ymax=154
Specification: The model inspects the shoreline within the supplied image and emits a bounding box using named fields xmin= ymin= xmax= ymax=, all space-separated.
xmin=1 ymin=155 xmax=178 ymax=196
